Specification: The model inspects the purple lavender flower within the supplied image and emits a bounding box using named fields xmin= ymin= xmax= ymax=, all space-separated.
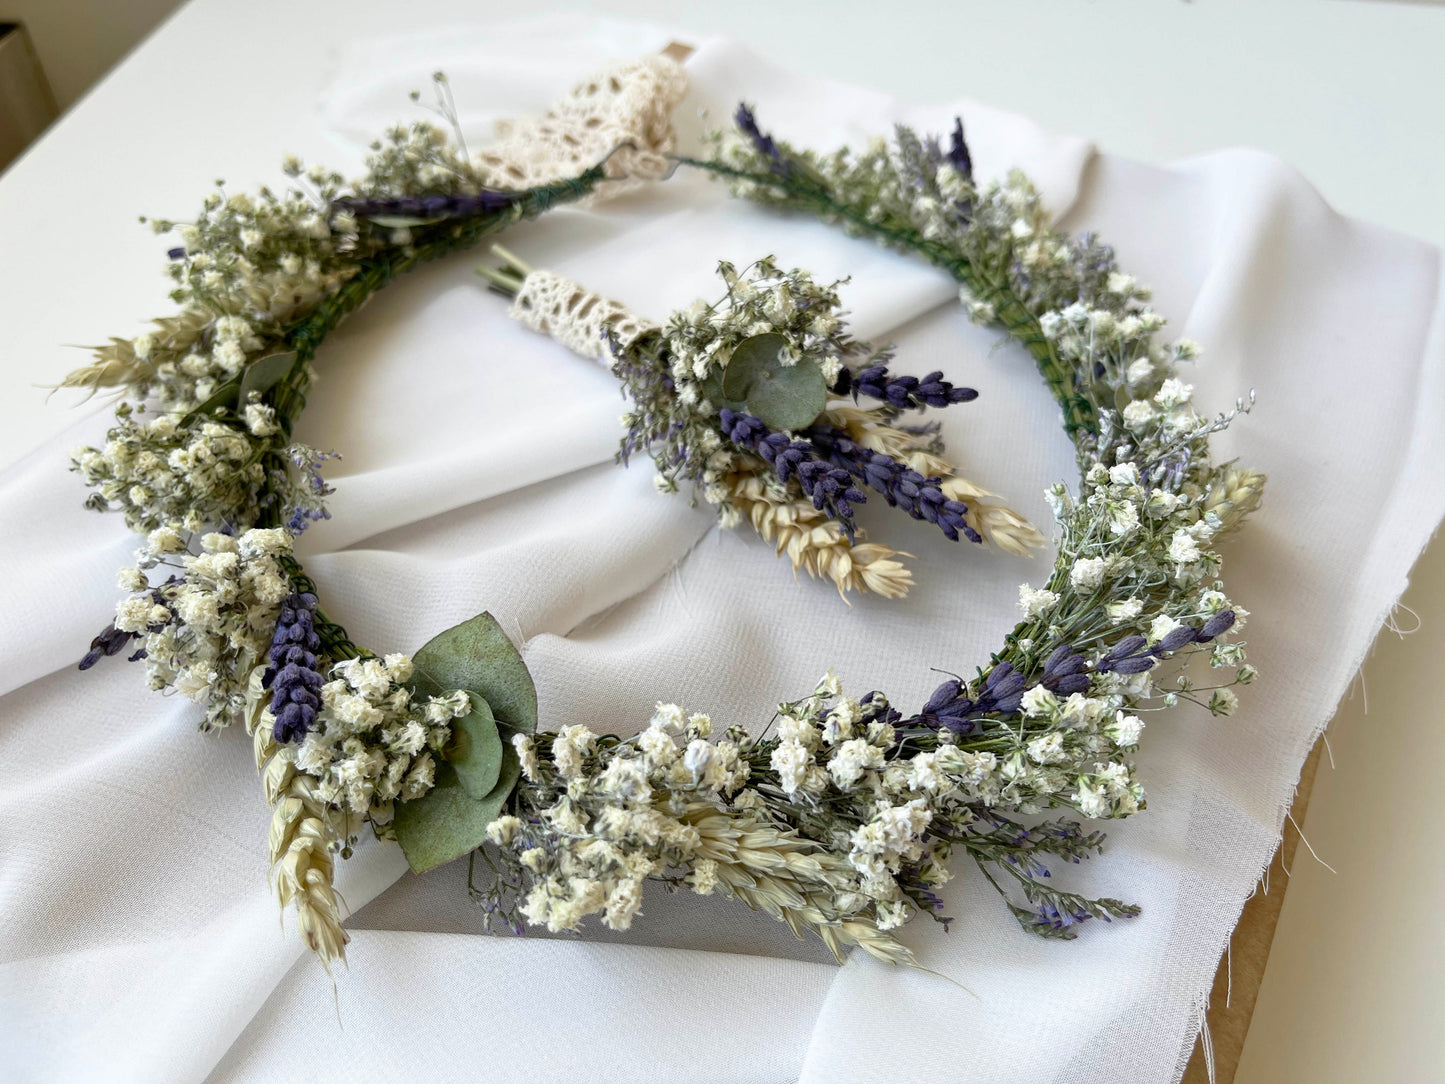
xmin=908 ymin=662 xmax=1027 ymax=732
xmin=1099 ymin=610 xmax=1239 ymax=674
xmin=733 ymin=103 xmax=791 ymax=177
xmin=78 ymin=623 xmax=141 ymax=670
xmin=274 ymin=445 xmax=338 ymax=536
xmin=947 ymin=116 xmax=973 ymax=180
xmin=1024 ymin=901 xmax=1097 ymax=935
xmin=719 ymin=409 xmax=867 ymax=539
xmin=834 ymin=363 xmax=977 ymax=410
xmin=78 ymin=578 xmax=177 ymax=670
xmin=263 ymin=592 xmax=324 ymax=743
xmin=1039 ymin=644 xmax=1091 ymax=695
xmin=803 ymin=424 xmax=981 ymax=543
xmin=1096 ymin=634 xmax=1157 ymax=675
xmin=1198 ymin=610 xmax=1237 ymax=641
xmin=331 ymin=189 xmax=518 ymax=223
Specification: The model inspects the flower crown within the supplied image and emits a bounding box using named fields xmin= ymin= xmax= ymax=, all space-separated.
xmin=66 ymin=56 xmax=1261 ymax=971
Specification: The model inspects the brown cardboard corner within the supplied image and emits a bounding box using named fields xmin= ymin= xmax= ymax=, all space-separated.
xmin=1181 ymin=736 xmax=1325 ymax=1084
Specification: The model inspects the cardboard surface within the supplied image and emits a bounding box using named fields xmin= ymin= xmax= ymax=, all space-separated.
xmin=1182 ymin=738 xmax=1324 ymax=1083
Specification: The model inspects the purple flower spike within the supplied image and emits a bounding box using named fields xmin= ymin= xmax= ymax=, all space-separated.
xmin=332 ymin=189 xmax=518 ymax=223
xmin=263 ymin=592 xmax=324 ymax=743
xmin=908 ymin=661 xmax=1032 ymax=731
xmin=733 ymin=103 xmax=791 ymax=177
xmin=720 ymin=409 xmax=866 ymax=539
xmin=947 ymin=117 xmax=973 ymax=180
xmin=840 ymin=363 xmax=978 ymax=410
xmin=1198 ymin=610 xmax=1237 ymax=641
xmin=79 ymin=623 xmax=140 ymax=671
xmin=1153 ymin=625 xmax=1199 ymax=655
xmin=1097 ymin=635 xmax=1157 ymax=676
xmin=1040 ymin=645 xmax=1091 ymax=695
xmin=802 ymin=424 xmax=981 ymax=543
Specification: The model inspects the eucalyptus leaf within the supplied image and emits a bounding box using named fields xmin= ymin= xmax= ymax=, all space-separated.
xmin=238 ymin=350 xmax=297 ymax=405
xmin=446 ymin=692 xmax=503 ymax=800
xmin=181 ymin=380 xmax=240 ymax=425
xmin=720 ymin=332 xmax=791 ymax=401
xmin=393 ymin=744 xmax=521 ymax=873
xmin=410 ymin=612 xmax=537 ymax=734
xmin=700 ymin=368 xmax=747 ymax=413
xmin=745 ymin=356 xmax=827 ymax=430
xmin=718 ymin=333 xmax=828 ymax=431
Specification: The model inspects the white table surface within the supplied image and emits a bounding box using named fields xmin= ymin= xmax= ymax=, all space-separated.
xmin=1 ymin=1 xmax=1441 ymax=1080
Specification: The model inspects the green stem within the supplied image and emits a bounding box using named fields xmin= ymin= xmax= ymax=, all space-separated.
xmin=270 ymin=165 xmax=608 ymax=430
xmin=256 ymin=165 xmax=609 ymax=656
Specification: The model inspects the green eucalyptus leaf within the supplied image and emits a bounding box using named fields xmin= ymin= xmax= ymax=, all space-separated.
xmin=720 ymin=332 xmax=790 ymax=401
xmin=745 ymin=358 xmax=827 ymax=431
xmin=181 ymin=379 xmax=241 ymax=425
xmin=238 ymin=351 xmax=297 ymax=405
xmin=700 ymin=368 xmax=747 ymax=413
xmin=445 ymin=692 xmax=503 ymax=800
xmin=394 ymin=744 xmax=521 ymax=873
xmin=410 ymin=612 xmax=537 ymax=734
xmin=719 ymin=333 xmax=827 ymax=431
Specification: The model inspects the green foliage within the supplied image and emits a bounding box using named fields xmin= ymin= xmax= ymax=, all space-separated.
xmin=394 ymin=745 xmax=521 ymax=874
xmin=720 ymin=332 xmax=827 ymax=430
xmin=238 ymin=350 xmax=298 ymax=404
xmin=397 ymin=612 xmax=538 ymax=873
xmin=410 ymin=611 xmax=537 ymax=734
xmin=446 ymin=692 xmax=503 ymax=799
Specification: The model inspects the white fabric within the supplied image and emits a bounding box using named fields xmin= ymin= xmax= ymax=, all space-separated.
xmin=1 ymin=13 xmax=1442 ymax=1084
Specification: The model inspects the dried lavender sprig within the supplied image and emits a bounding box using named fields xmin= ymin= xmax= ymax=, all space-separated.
xmin=1038 ymin=643 xmax=1091 ymax=695
xmin=962 ymin=812 xmax=1140 ymax=939
xmin=946 ymin=116 xmax=973 ymax=181
xmin=719 ymin=409 xmax=867 ymax=539
xmin=262 ymin=591 xmax=324 ymax=743
xmin=734 ymin=102 xmax=790 ymax=176
xmin=331 ymin=189 xmax=518 ymax=222
xmin=78 ymin=622 xmax=141 ymax=670
xmin=835 ymin=363 xmax=978 ymax=410
xmin=803 ymin=424 xmax=981 ymax=543
xmin=78 ymin=576 xmax=178 ymax=669
xmin=1097 ymin=611 xmax=1237 ymax=675
xmin=906 ymin=661 xmax=1027 ymax=734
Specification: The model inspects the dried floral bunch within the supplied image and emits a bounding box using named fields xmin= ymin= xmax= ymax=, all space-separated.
xmin=478 ymin=672 xmax=1145 ymax=961
xmin=487 ymin=250 xmax=1043 ymax=598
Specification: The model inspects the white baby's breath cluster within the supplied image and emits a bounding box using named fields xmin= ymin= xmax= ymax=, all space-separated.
xmin=112 ymin=526 xmax=293 ymax=729
xmin=666 ymin=256 xmax=857 ymax=400
xmin=282 ymin=655 xmax=470 ymax=823
xmin=492 ymin=704 xmax=747 ymax=936
xmin=476 ymin=672 xmax=1147 ymax=955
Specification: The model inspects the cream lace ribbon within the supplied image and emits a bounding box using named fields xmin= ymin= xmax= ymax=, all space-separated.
xmin=508 ymin=270 xmax=659 ymax=364
xmin=477 ymin=54 xmax=689 ymax=203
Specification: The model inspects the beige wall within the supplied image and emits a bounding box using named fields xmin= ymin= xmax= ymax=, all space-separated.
xmin=2 ymin=0 xmax=183 ymax=109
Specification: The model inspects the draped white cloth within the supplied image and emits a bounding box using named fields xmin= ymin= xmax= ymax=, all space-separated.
xmin=2 ymin=14 xmax=1442 ymax=1084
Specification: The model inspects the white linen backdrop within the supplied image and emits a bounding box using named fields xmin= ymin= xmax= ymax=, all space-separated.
xmin=1 ymin=15 xmax=1441 ymax=1084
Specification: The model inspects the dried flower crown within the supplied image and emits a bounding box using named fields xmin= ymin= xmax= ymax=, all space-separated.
xmin=64 ymin=58 xmax=1262 ymax=972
